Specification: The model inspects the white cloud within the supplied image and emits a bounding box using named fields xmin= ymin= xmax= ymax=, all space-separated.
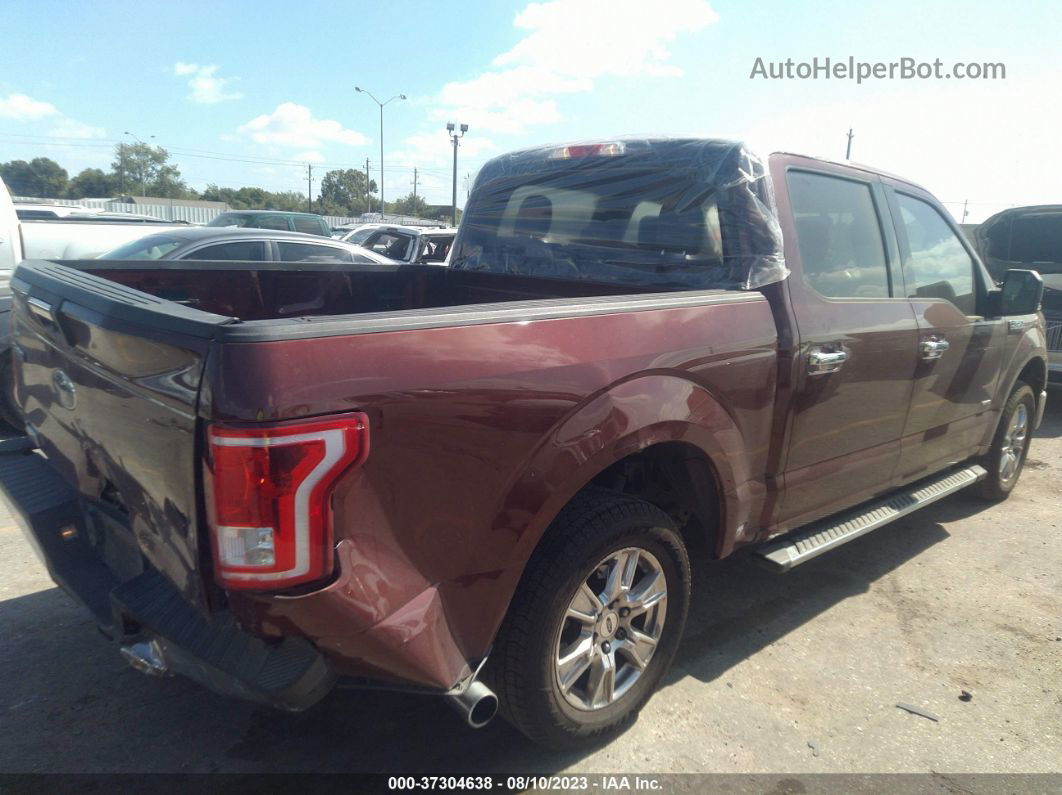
xmin=173 ymin=62 xmax=243 ymax=104
xmin=435 ymin=0 xmax=719 ymax=133
xmin=293 ymin=150 xmax=325 ymax=163
xmin=0 ymin=93 xmax=59 ymax=120
xmin=48 ymin=118 xmax=106 ymax=139
xmin=392 ymin=131 xmax=498 ymax=167
xmin=238 ymin=102 xmax=369 ymax=149
xmin=741 ymin=76 xmax=1062 ymax=223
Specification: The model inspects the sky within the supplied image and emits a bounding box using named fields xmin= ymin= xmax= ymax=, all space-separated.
xmin=1 ymin=0 xmax=1060 ymax=221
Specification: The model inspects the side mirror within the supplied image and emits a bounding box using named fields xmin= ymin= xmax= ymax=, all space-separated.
xmin=1000 ymin=269 xmax=1043 ymax=315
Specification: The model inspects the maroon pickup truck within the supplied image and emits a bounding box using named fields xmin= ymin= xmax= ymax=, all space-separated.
xmin=1 ymin=139 xmax=1047 ymax=748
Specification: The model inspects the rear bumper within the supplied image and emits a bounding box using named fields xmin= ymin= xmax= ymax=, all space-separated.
xmin=0 ymin=450 xmax=335 ymax=711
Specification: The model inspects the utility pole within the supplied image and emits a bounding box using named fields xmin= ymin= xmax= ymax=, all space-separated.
xmin=412 ymin=167 xmax=418 ymax=213
xmin=446 ymin=122 xmax=468 ymax=226
xmin=464 ymin=172 xmax=471 ymax=199
xmin=306 ymin=163 xmax=313 ymax=213
xmin=123 ymin=131 xmax=155 ymax=197
xmin=962 ymin=199 xmax=969 ymax=221
xmin=845 ymin=128 xmax=854 ymax=160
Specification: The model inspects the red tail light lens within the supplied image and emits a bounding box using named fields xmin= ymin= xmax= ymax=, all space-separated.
xmin=205 ymin=413 xmax=369 ymax=591
xmin=548 ymin=142 xmax=626 ymax=159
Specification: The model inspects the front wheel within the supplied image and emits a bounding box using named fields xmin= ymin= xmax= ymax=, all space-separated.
xmin=975 ymin=382 xmax=1035 ymax=501
xmin=490 ymin=488 xmax=690 ymax=748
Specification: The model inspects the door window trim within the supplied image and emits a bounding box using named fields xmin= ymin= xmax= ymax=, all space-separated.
xmin=885 ymin=187 xmax=989 ymax=317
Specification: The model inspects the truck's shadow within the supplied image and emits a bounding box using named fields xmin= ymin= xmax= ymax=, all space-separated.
xmin=0 ymin=504 xmax=963 ymax=774
xmin=1 ymin=394 xmax=1057 ymax=773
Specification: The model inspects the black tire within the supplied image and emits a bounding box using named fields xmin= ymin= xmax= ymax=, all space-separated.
xmin=489 ymin=487 xmax=690 ymax=748
xmin=974 ymin=381 xmax=1035 ymax=501
xmin=0 ymin=355 xmax=23 ymax=433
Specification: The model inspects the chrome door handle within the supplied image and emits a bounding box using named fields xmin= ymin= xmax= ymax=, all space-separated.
xmin=808 ymin=348 xmax=848 ymax=375
xmin=920 ymin=338 xmax=950 ymax=360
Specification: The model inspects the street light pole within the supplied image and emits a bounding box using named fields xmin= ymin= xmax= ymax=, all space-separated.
xmin=355 ymin=87 xmax=406 ymax=220
xmin=446 ymin=122 xmax=468 ymax=227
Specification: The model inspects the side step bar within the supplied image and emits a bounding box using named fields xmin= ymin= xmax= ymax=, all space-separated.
xmin=754 ymin=465 xmax=986 ymax=572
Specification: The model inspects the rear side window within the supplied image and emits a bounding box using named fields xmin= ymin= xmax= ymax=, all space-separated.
xmin=292 ymin=216 xmax=325 ymax=235
xmin=182 ymin=241 xmax=268 ymax=261
xmin=895 ymin=193 xmax=976 ymax=314
xmin=786 ymin=171 xmax=890 ymax=299
xmin=277 ymin=242 xmax=353 ymax=263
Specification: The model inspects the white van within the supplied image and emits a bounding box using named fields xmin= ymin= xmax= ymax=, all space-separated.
xmin=0 ymin=178 xmax=23 ymax=429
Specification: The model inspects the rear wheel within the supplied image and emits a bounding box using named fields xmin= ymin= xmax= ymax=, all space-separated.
xmin=974 ymin=382 xmax=1035 ymax=501
xmin=490 ymin=488 xmax=690 ymax=748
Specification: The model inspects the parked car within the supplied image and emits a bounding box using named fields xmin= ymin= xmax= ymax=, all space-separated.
xmin=974 ymin=205 xmax=1062 ymax=385
xmin=0 ymin=180 xmax=22 ymax=429
xmin=342 ymin=224 xmax=457 ymax=264
xmin=1 ymin=139 xmax=1047 ymax=748
xmin=207 ymin=210 xmax=332 ymax=237
xmin=98 ymin=226 xmax=399 ymax=264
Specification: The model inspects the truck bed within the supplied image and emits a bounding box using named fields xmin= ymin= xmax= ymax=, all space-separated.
xmin=30 ymin=259 xmax=744 ymax=340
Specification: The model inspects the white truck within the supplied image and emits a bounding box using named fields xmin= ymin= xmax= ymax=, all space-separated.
xmin=19 ymin=216 xmax=187 ymax=260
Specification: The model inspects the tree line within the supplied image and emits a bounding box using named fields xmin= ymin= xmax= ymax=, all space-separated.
xmin=1 ymin=143 xmax=436 ymax=218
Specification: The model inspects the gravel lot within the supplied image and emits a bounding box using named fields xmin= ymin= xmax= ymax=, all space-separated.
xmin=0 ymin=399 xmax=1059 ymax=776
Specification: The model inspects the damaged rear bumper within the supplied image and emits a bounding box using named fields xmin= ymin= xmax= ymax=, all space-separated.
xmin=0 ymin=449 xmax=334 ymax=711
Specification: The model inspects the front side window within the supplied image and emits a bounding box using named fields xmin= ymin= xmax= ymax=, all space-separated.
xmin=293 ymin=216 xmax=325 ymax=235
xmin=182 ymin=241 xmax=267 ymax=261
xmin=277 ymin=242 xmax=353 ymax=263
xmin=786 ymin=171 xmax=890 ymax=299
xmin=896 ymin=193 xmax=976 ymax=314
xmin=254 ymin=215 xmax=291 ymax=231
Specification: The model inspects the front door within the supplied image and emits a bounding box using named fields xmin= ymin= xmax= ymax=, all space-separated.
xmin=885 ymin=186 xmax=1006 ymax=480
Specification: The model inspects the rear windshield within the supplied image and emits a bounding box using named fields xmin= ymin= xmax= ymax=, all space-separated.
xmin=100 ymin=234 xmax=184 ymax=259
xmin=985 ymin=213 xmax=1062 ymax=267
xmin=450 ymin=139 xmax=786 ymax=291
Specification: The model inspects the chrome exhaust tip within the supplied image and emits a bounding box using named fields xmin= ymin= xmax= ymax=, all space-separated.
xmin=119 ymin=639 xmax=169 ymax=677
xmin=446 ymin=679 xmax=498 ymax=728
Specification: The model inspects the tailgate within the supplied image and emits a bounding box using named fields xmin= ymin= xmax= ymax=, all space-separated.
xmin=10 ymin=261 xmax=237 ymax=608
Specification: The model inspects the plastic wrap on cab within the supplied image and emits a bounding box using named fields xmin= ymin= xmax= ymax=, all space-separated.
xmin=450 ymin=138 xmax=788 ymax=291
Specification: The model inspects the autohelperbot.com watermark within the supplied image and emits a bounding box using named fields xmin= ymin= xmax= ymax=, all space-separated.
xmin=750 ymin=56 xmax=1006 ymax=83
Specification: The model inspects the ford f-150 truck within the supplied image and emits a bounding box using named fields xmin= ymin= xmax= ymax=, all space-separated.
xmin=0 ymin=139 xmax=1047 ymax=748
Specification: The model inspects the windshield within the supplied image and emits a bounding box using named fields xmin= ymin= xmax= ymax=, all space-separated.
xmin=206 ymin=213 xmax=251 ymax=228
xmin=450 ymin=139 xmax=786 ymax=291
xmin=343 ymin=228 xmax=375 ymax=245
xmin=100 ymin=234 xmax=185 ymax=259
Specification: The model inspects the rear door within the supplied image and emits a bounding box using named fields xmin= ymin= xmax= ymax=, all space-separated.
xmin=772 ymin=158 xmax=921 ymax=527
xmin=11 ymin=261 xmax=235 ymax=606
xmin=884 ymin=184 xmax=1005 ymax=479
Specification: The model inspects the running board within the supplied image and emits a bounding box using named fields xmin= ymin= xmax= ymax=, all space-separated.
xmin=754 ymin=465 xmax=987 ymax=572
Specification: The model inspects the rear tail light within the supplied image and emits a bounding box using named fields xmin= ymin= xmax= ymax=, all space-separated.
xmin=205 ymin=413 xmax=369 ymax=591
